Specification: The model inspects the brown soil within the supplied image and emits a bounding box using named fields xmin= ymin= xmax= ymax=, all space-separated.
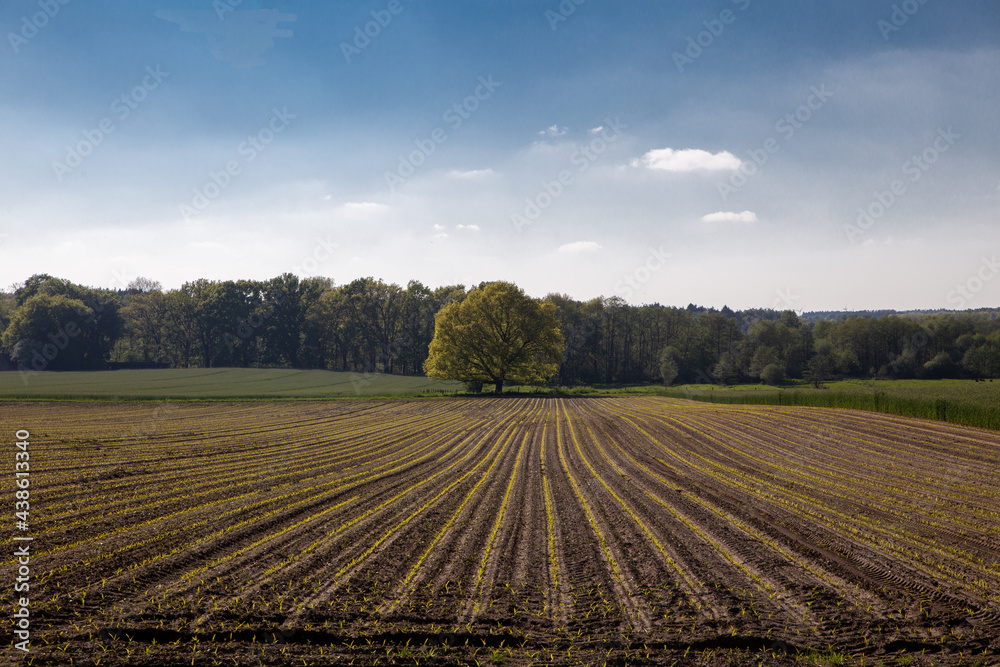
xmin=2 ymin=396 xmax=998 ymax=666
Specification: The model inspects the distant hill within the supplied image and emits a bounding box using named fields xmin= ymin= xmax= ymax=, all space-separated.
xmin=0 ymin=368 xmax=463 ymax=400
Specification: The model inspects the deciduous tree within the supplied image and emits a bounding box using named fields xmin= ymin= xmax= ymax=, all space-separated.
xmin=424 ymin=281 xmax=563 ymax=394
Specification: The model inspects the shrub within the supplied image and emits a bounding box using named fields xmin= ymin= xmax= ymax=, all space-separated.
xmin=761 ymin=363 xmax=785 ymax=386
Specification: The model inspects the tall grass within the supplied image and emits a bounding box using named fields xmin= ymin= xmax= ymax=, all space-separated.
xmin=659 ymin=386 xmax=1000 ymax=431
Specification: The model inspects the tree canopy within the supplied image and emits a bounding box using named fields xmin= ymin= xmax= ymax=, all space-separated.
xmin=423 ymin=281 xmax=563 ymax=394
xmin=2 ymin=273 xmax=1000 ymax=386
xmin=2 ymin=277 xmax=122 ymax=372
xmin=2 ymin=294 xmax=94 ymax=371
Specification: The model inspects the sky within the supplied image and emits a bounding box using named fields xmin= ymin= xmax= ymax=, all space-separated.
xmin=1 ymin=0 xmax=998 ymax=312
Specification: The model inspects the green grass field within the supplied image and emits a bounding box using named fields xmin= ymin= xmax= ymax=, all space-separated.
xmin=663 ymin=378 xmax=1000 ymax=430
xmin=0 ymin=368 xmax=464 ymax=400
xmin=3 ymin=370 xmax=999 ymax=431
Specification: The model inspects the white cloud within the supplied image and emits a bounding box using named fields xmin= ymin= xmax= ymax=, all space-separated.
xmin=186 ymin=240 xmax=226 ymax=250
xmin=539 ymin=124 xmax=568 ymax=138
xmin=634 ymin=148 xmax=742 ymax=172
xmin=589 ymin=126 xmax=605 ymax=134
xmin=557 ymin=241 xmax=603 ymax=254
xmin=447 ymin=169 xmax=495 ymax=179
xmin=701 ymin=210 xmax=758 ymax=224
xmin=338 ymin=202 xmax=388 ymax=218
xmin=456 ymin=224 xmax=480 ymax=231
xmin=433 ymin=224 xmax=446 ymax=231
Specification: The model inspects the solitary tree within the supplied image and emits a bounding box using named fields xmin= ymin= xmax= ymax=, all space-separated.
xmin=424 ymin=281 xmax=563 ymax=394
xmin=804 ymin=353 xmax=833 ymax=388
xmin=659 ymin=345 xmax=679 ymax=386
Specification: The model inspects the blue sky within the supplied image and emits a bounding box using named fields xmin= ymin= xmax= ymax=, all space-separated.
xmin=2 ymin=0 xmax=998 ymax=310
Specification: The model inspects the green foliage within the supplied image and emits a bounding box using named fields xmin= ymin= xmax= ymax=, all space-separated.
xmin=922 ymin=350 xmax=959 ymax=379
xmin=4 ymin=275 xmax=123 ymax=371
xmin=259 ymin=273 xmax=316 ymax=367
xmin=804 ymin=353 xmax=833 ymax=387
xmin=424 ymin=281 xmax=563 ymax=393
xmin=663 ymin=379 xmax=1000 ymax=431
xmin=760 ymin=363 xmax=785 ymax=385
xmin=302 ymin=277 xmax=452 ymax=374
xmin=962 ymin=343 xmax=1000 ymax=377
xmin=659 ymin=346 xmax=679 ymax=386
xmin=748 ymin=346 xmax=781 ymax=379
xmin=0 ymin=291 xmax=18 ymax=345
xmin=803 ymin=648 xmax=850 ymax=665
xmin=1 ymin=278 xmax=126 ymax=372
xmin=2 ymin=294 xmax=95 ymax=370
xmin=5 ymin=273 xmax=1000 ymax=390
xmin=713 ymin=353 xmax=740 ymax=385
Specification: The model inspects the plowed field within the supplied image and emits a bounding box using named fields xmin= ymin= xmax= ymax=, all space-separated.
xmin=3 ymin=397 xmax=999 ymax=665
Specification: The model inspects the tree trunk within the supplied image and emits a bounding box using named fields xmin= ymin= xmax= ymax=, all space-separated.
xmin=494 ymin=381 xmax=503 ymax=394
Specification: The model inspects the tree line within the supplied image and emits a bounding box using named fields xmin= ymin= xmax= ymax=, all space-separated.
xmin=2 ymin=273 xmax=999 ymax=385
